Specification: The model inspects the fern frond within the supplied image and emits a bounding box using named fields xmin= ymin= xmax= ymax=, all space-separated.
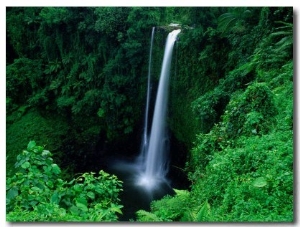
xmin=173 ymin=188 xmax=190 ymax=197
xmin=195 ymin=200 xmax=211 ymax=222
xmin=136 ymin=210 xmax=161 ymax=222
xmin=270 ymin=31 xmax=292 ymax=37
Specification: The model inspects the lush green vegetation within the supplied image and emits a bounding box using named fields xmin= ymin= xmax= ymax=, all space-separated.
xmin=136 ymin=7 xmax=293 ymax=222
xmin=6 ymin=141 xmax=123 ymax=221
xmin=6 ymin=7 xmax=293 ymax=222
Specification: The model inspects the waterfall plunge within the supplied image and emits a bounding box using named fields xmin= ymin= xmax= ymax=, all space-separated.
xmin=108 ymin=29 xmax=181 ymax=219
xmin=138 ymin=27 xmax=155 ymax=166
xmin=137 ymin=29 xmax=181 ymax=191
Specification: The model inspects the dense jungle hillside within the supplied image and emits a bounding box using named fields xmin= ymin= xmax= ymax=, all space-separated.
xmin=6 ymin=7 xmax=293 ymax=222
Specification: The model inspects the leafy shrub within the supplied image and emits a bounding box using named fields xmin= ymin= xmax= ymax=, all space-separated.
xmin=136 ymin=189 xmax=190 ymax=222
xmin=222 ymin=82 xmax=278 ymax=138
xmin=189 ymin=130 xmax=293 ymax=222
xmin=251 ymin=21 xmax=292 ymax=72
xmin=6 ymin=141 xmax=123 ymax=222
xmin=180 ymin=200 xmax=212 ymax=222
xmin=6 ymin=58 xmax=43 ymax=105
xmin=191 ymin=62 xmax=254 ymax=133
xmin=6 ymin=110 xmax=69 ymax=177
xmin=186 ymin=122 xmax=233 ymax=183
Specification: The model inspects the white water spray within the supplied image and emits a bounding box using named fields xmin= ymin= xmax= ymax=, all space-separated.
xmin=137 ymin=29 xmax=181 ymax=191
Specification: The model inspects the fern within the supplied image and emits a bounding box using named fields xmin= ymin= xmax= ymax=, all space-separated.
xmin=218 ymin=8 xmax=251 ymax=35
xmin=270 ymin=21 xmax=293 ymax=54
xmin=136 ymin=210 xmax=162 ymax=222
xmin=195 ymin=200 xmax=211 ymax=221
xmin=135 ymin=189 xmax=191 ymax=222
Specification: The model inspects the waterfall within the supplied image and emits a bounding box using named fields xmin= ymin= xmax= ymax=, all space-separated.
xmin=137 ymin=29 xmax=181 ymax=190
xmin=138 ymin=27 xmax=155 ymax=165
xmin=109 ymin=28 xmax=181 ymax=219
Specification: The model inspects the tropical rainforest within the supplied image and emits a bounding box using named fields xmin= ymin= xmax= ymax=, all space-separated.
xmin=6 ymin=7 xmax=293 ymax=222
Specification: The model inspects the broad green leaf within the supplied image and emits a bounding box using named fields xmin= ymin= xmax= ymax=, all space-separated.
xmin=70 ymin=205 xmax=80 ymax=215
xmin=76 ymin=203 xmax=89 ymax=212
xmin=73 ymin=184 xmax=83 ymax=192
xmin=196 ymin=201 xmax=211 ymax=221
xmin=7 ymin=187 xmax=18 ymax=200
xmin=34 ymin=146 xmax=44 ymax=153
xmin=21 ymin=161 xmax=31 ymax=169
xmin=87 ymin=191 xmax=95 ymax=199
xmin=76 ymin=197 xmax=88 ymax=212
xmin=43 ymin=165 xmax=51 ymax=173
xmin=46 ymin=180 xmax=54 ymax=188
xmin=95 ymin=186 xmax=103 ymax=194
xmin=31 ymin=186 xmax=41 ymax=192
xmin=99 ymin=170 xmax=109 ymax=177
xmin=51 ymin=164 xmax=61 ymax=175
xmin=174 ymin=189 xmax=189 ymax=196
xmin=76 ymin=197 xmax=87 ymax=206
xmin=253 ymin=177 xmax=267 ymax=188
xmin=42 ymin=150 xmax=51 ymax=157
xmin=27 ymin=141 xmax=36 ymax=151
xmin=110 ymin=204 xmax=123 ymax=214
xmin=51 ymin=191 xmax=60 ymax=204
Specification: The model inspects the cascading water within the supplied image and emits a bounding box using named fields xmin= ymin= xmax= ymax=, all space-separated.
xmin=108 ymin=28 xmax=181 ymax=220
xmin=138 ymin=27 xmax=155 ymax=165
xmin=137 ymin=29 xmax=181 ymax=191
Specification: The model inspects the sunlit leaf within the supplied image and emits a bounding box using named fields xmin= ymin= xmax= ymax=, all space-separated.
xmin=76 ymin=197 xmax=88 ymax=212
xmin=110 ymin=204 xmax=123 ymax=214
xmin=51 ymin=164 xmax=61 ymax=175
xmin=73 ymin=184 xmax=83 ymax=192
xmin=253 ymin=177 xmax=267 ymax=188
xmin=42 ymin=150 xmax=51 ymax=157
xmin=27 ymin=141 xmax=36 ymax=150
xmin=21 ymin=161 xmax=30 ymax=169
xmin=31 ymin=186 xmax=41 ymax=192
xmin=87 ymin=191 xmax=95 ymax=199
xmin=70 ymin=205 xmax=80 ymax=215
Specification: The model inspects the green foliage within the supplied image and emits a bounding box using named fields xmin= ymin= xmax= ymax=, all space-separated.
xmin=187 ymin=124 xmax=231 ymax=180
xmin=136 ymin=210 xmax=162 ymax=222
xmin=94 ymin=7 xmax=130 ymax=36
xmin=218 ymin=7 xmax=251 ymax=35
xmin=182 ymin=8 xmax=293 ymax=223
xmin=191 ymin=62 xmax=254 ymax=133
xmin=190 ymin=81 xmax=278 ymax=174
xmin=189 ymin=131 xmax=293 ymax=222
xmin=186 ymin=35 xmax=292 ymax=223
xmin=6 ymin=141 xmax=123 ymax=221
xmin=187 ymin=38 xmax=292 ymax=221
xmin=195 ymin=201 xmax=211 ymax=221
xmin=6 ymin=58 xmax=43 ymax=105
xmin=252 ymin=21 xmax=293 ymax=71
xmin=270 ymin=21 xmax=293 ymax=53
xmin=7 ymin=7 xmax=150 ymax=142
xmin=222 ymin=82 xmax=278 ymax=138
xmin=6 ymin=110 xmax=69 ymax=177
xmin=39 ymin=7 xmax=70 ymax=24
xmin=136 ymin=189 xmax=191 ymax=222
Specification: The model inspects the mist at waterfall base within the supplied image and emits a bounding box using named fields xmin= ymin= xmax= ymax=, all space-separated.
xmin=108 ymin=29 xmax=182 ymax=220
